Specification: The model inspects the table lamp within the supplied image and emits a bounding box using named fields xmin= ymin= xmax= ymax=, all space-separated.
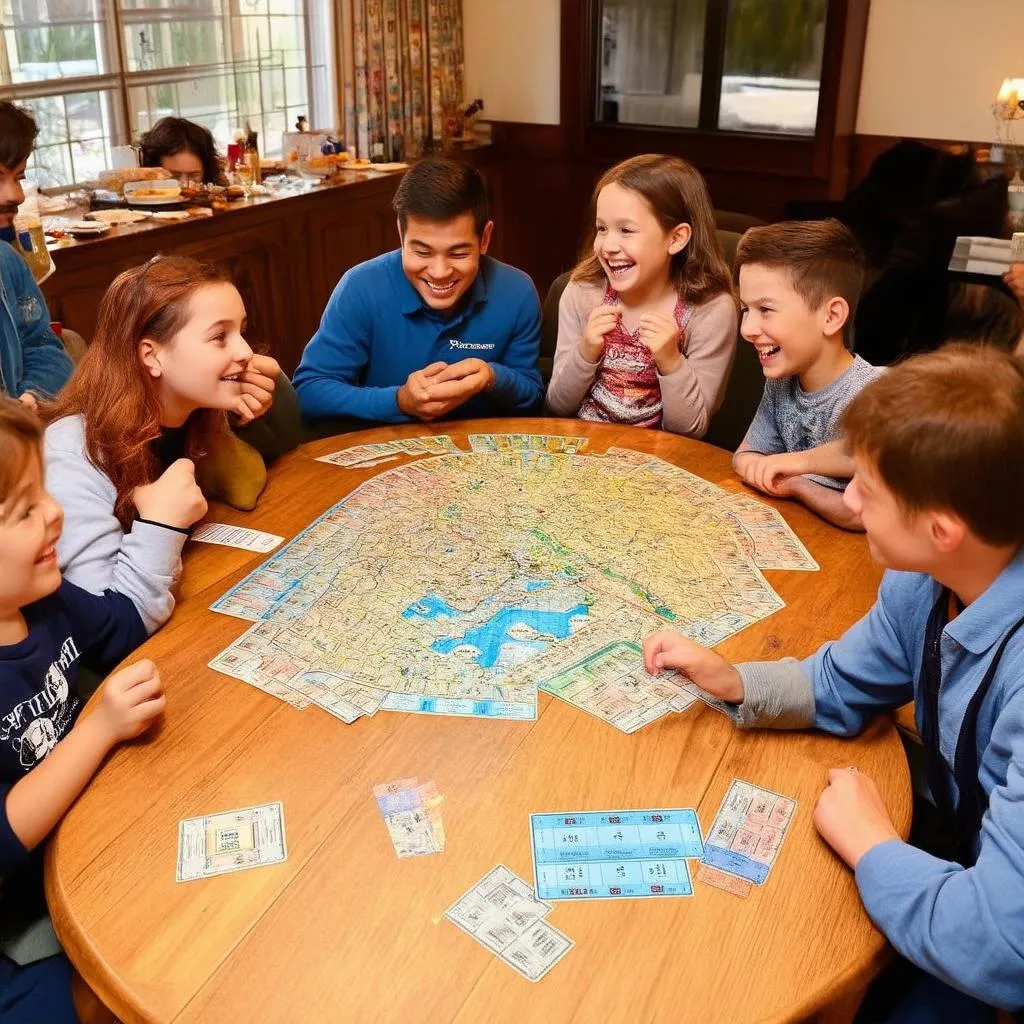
xmin=993 ymin=78 xmax=1024 ymax=210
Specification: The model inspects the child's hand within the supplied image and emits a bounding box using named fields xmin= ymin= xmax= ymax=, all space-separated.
xmin=581 ymin=306 xmax=620 ymax=362
xmin=642 ymin=630 xmax=744 ymax=703
xmin=17 ymin=392 xmax=38 ymax=411
xmin=133 ymin=458 xmax=208 ymax=529
xmin=234 ymin=354 xmax=280 ymax=424
xmin=1003 ymin=263 xmax=1024 ymax=304
xmin=813 ymin=768 xmax=900 ymax=868
xmin=638 ymin=312 xmax=682 ymax=374
xmin=746 ymin=452 xmax=809 ymax=496
xmin=94 ymin=659 xmax=166 ymax=745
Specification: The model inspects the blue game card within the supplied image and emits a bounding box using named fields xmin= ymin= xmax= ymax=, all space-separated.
xmin=529 ymin=808 xmax=705 ymax=900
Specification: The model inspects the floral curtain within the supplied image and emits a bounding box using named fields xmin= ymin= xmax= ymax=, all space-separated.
xmin=343 ymin=0 xmax=464 ymax=161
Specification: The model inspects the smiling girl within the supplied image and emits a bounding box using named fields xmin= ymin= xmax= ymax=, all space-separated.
xmin=40 ymin=256 xmax=278 ymax=631
xmin=546 ymin=154 xmax=736 ymax=437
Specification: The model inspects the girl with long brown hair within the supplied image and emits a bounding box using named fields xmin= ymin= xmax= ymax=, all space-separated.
xmin=546 ymin=154 xmax=737 ymax=437
xmin=41 ymin=255 xmax=278 ymax=632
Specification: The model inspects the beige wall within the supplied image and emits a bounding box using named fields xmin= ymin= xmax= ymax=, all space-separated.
xmin=463 ymin=0 xmax=1024 ymax=143
xmin=856 ymin=0 xmax=1024 ymax=141
xmin=462 ymin=0 xmax=561 ymax=125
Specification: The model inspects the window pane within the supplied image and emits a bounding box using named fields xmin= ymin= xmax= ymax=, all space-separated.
xmin=129 ymin=73 xmax=237 ymax=138
xmin=22 ymin=88 xmax=115 ymax=186
xmin=20 ymin=95 xmax=69 ymax=146
xmin=72 ymin=135 xmax=111 ymax=180
xmin=718 ymin=0 xmax=827 ymax=135
xmin=122 ymin=17 xmax=224 ymax=71
xmin=3 ymin=0 xmax=107 ymax=83
xmin=594 ymin=0 xmax=706 ymax=129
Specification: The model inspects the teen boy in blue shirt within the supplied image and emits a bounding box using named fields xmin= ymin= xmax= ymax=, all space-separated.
xmin=646 ymin=344 xmax=1024 ymax=1020
xmin=294 ymin=158 xmax=543 ymax=425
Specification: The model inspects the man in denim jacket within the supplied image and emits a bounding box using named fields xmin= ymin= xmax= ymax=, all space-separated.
xmin=0 ymin=103 xmax=72 ymax=405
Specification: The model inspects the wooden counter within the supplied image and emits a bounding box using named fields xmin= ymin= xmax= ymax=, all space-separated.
xmin=41 ymin=172 xmax=403 ymax=375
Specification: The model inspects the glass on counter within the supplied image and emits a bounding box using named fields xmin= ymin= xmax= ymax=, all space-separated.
xmin=11 ymin=215 xmax=54 ymax=284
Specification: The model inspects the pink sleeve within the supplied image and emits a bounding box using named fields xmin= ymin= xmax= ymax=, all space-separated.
xmin=545 ymin=280 xmax=602 ymax=416
xmin=659 ymin=291 xmax=738 ymax=438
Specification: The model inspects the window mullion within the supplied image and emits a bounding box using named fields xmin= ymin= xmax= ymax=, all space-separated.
xmin=697 ymin=0 xmax=728 ymax=131
xmin=106 ymin=0 xmax=133 ymax=144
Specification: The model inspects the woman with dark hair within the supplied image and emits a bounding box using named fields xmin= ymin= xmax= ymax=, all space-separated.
xmin=139 ymin=117 xmax=227 ymax=186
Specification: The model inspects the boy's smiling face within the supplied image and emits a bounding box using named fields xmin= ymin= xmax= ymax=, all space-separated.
xmin=0 ymin=448 xmax=64 ymax=612
xmin=738 ymin=263 xmax=847 ymax=382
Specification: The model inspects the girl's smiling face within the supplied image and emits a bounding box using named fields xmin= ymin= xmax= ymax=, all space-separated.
xmin=593 ymin=181 xmax=691 ymax=299
xmin=138 ymin=282 xmax=253 ymax=426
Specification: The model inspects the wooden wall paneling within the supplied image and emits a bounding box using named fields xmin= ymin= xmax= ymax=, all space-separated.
xmin=305 ymin=186 xmax=399 ymax=332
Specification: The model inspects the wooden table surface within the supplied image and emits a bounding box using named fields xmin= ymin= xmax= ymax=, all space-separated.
xmin=45 ymin=418 xmax=911 ymax=1024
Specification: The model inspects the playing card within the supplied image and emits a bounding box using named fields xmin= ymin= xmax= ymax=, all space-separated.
xmin=176 ymin=801 xmax=287 ymax=882
xmin=701 ymin=779 xmax=797 ymax=885
xmin=696 ymin=863 xmax=753 ymax=898
xmin=445 ymin=865 xmax=571 ymax=980
xmin=190 ymin=523 xmax=284 ymax=552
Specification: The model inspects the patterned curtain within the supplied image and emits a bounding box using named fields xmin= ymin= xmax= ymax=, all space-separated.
xmin=343 ymin=0 xmax=464 ymax=161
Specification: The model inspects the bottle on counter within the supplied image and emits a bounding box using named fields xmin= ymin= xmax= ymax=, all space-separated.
xmin=244 ymin=124 xmax=261 ymax=185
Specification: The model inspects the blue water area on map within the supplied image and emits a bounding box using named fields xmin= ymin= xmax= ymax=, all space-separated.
xmin=401 ymin=594 xmax=459 ymax=621
xmin=432 ymin=603 xmax=589 ymax=669
xmin=523 ymin=579 xmax=552 ymax=592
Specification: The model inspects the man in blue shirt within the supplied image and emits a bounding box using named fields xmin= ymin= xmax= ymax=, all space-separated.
xmin=0 ymin=103 xmax=73 ymax=405
xmin=645 ymin=344 xmax=1024 ymax=1020
xmin=294 ymin=158 xmax=543 ymax=427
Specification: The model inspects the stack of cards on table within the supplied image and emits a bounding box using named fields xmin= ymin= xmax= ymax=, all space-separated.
xmin=697 ymin=779 xmax=797 ymax=898
xmin=445 ymin=866 xmax=574 ymax=982
xmin=317 ymin=434 xmax=459 ymax=469
xmin=467 ymin=433 xmax=589 ymax=455
xmin=374 ymin=778 xmax=445 ymax=857
xmin=176 ymin=801 xmax=287 ymax=882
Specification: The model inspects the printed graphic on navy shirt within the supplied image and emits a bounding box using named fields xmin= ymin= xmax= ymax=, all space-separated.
xmin=0 ymin=635 xmax=81 ymax=769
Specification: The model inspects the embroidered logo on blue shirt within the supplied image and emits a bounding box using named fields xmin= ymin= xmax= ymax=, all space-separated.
xmin=17 ymin=295 xmax=42 ymax=326
xmin=449 ymin=339 xmax=494 ymax=351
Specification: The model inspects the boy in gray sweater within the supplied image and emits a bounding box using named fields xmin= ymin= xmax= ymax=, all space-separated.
xmin=732 ymin=220 xmax=882 ymax=530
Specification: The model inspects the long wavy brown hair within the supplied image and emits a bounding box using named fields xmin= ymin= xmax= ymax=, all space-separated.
xmin=42 ymin=255 xmax=232 ymax=529
xmin=572 ymin=154 xmax=733 ymax=305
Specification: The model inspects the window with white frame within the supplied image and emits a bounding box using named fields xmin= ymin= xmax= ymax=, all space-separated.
xmin=0 ymin=0 xmax=334 ymax=187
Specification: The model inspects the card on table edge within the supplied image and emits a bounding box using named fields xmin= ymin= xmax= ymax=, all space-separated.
xmin=190 ymin=522 xmax=284 ymax=552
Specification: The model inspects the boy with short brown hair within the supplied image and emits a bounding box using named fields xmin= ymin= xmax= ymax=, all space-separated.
xmin=732 ymin=219 xmax=880 ymax=530
xmin=0 ymin=398 xmax=166 ymax=1022
xmin=647 ymin=344 xmax=1024 ymax=1018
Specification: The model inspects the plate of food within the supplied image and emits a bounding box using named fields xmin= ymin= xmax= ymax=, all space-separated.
xmin=150 ymin=210 xmax=190 ymax=222
xmin=68 ymin=220 xmax=111 ymax=237
xmin=124 ymin=180 xmax=182 ymax=205
xmin=85 ymin=209 xmax=149 ymax=225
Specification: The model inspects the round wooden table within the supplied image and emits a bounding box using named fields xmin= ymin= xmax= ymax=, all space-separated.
xmin=46 ymin=418 xmax=911 ymax=1024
